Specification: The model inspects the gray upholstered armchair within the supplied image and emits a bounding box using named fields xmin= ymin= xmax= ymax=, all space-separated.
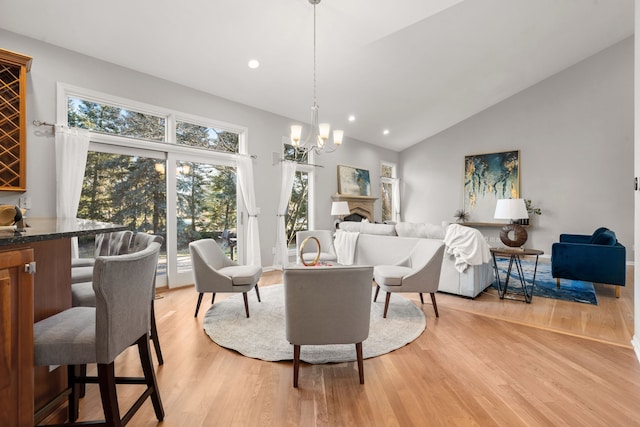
xmin=189 ymin=238 xmax=262 ymax=317
xmin=284 ymin=265 xmax=374 ymax=387
xmin=373 ymin=239 xmax=445 ymax=318
xmin=296 ymin=230 xmax=337 ymax=265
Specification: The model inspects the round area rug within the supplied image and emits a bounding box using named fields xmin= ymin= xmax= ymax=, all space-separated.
xmin=203 ymin=284 xmax=426 ymax=364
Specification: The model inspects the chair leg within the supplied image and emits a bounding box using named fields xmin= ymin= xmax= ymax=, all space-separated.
xmin=150 ymin=301 xmax=163 ymax=365
xmin=212 ymin=293 xmax=216 ymax=304
xmin=243 ymin=292 xmax=250 ymax=318
xmin=383 ymin=292 xmax=391 ymax=318
xmin=67 ymin=365 xmax=80 ymax=422
xmin=137 ymin=335 xmax=165 ymax=421
xmin=557 ymin=278 xmax=561 ymax=289
xmin=77 ymin=364 xmax=86 ymax=398
xmin=254 ymin=284 xmax=261 ymax=302
xmin=373 ymin=285 xmax=380 ymax=302
xmin=615 ymin=285 xmax=621 ymax=298
xmin=419 ymin=293 xmax=424 ymax=304
xmin=293 ymin=344 xmax=301 ymax=388
xmin=356 ymin=342 xmax=364 ymax=384
xmin=194 ymin=292 xmax=204 ymax=317
xmin=430 ymin=292 xmax=439 ymax=317
xmin=97 ymin=362 xmax=121 ymax=427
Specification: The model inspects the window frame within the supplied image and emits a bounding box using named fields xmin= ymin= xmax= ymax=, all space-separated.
xmin=58 ymin=83 xmax=249 ymax=287
xmin=380 ymin=161 xmax=399 ymax=223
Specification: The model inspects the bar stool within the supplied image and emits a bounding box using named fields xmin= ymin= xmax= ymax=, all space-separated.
xmin=34 ymin=242 xmax=163 ymax=426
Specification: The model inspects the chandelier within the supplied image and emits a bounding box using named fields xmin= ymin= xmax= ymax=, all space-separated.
xmin=290 ymin=0 xmax=343 ymax=156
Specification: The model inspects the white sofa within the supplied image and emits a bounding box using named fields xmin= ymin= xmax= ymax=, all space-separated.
xmin=337 ymin=221 xmax=494 ymax=298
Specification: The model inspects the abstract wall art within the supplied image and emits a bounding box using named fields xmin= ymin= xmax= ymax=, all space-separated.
xmin=338 ymin=165 xmax=371 ymax=196
xmin=463 ymin=150 xmax=520 ymax=221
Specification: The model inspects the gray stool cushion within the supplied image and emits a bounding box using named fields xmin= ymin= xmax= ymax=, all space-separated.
xmin=71 ymin=282 xmax=96 ymax=307
xmin=34 ymin=307 xmax=96 ymax=366
xmin=72 ymin=266 xmax=94 ymax=284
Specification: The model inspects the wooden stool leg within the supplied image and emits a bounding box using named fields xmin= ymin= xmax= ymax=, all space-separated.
xmin=138 ymin=335 xmax=165 ymax=421
xmin=356 ymin=342 xmax=364 ymax=384
xmin=67 ymin=365 xmax=80 ymax=422
xmin=615 ymin=285 xmax=621 ymax=298
xmin=97 ymin=362 xmax=121 ymax=427
xmin=293 ymin=345 xmax=301 ymax=388
xmin=556 ymin=278 xmax=561 ymax=289
xmin=150 ymin=301 xmax=163 ymax=365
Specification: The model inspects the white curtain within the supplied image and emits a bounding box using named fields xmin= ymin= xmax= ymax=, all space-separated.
xmin=55 ymin=125 xmax=90 ymax=258
xmin=272 ymin=161 xmax=297 ymax=269
xmin=237 ymin=155 xmax=262 ymax=266
xmin=392 ymin=178 xmax=401 ymax=223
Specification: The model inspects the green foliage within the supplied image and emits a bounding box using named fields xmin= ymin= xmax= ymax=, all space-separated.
xmin=73 ymin=99 xmax=238 ymax=252
xmin=524 ymin=199 xmax=542 ymax=215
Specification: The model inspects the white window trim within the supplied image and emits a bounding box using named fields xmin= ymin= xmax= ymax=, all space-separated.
xmin=58 ymin=82 xmax=249 ymax=287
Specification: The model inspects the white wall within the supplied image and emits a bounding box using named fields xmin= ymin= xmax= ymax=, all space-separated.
xmin=0 ymin=29 xmax=398 ymax=267
xmin=400 ymin=37 xmax=634 ymax=260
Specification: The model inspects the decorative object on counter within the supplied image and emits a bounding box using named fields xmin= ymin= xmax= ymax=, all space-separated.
xmin=0 ymin=205 xmax=24 ymax=227
xmin=494 ymin=198 xmax=529 ymax=247
xmin=453 ymin=209 xmax=469 ymax=223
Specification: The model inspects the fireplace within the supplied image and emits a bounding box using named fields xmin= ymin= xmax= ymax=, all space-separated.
xmin=331 ymin=194 xmax=377 ymax=222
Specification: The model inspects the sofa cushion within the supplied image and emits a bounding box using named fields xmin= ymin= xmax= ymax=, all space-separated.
xmin=338 ymin=222 xmax=363 ymax=233
xmin=374 ymin=265 xmax=412 ymax=286
xmin=590 ymin=229 xmax=617 ymax=246
xmin=395 ymin=222 xmax=446 ymax=239
xmin=361 ymin=223 xmax=397 ymax=236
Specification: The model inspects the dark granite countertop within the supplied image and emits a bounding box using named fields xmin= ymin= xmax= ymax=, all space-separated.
xmin=0 ymin=218 xmax=128 ymax=246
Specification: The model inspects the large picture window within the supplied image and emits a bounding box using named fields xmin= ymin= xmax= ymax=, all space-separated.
xmin=284 ymin=143 xmax=312 ymax=249
xmin=62 ymin=84 xmax=246 ymax=287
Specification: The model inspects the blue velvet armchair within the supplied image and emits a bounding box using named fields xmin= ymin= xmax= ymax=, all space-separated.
xmin=551 ymin=227 xmax=626 ymax=297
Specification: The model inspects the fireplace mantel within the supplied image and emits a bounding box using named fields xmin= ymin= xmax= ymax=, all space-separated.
xmin=331 ymin=194 xmax=377 ymax=222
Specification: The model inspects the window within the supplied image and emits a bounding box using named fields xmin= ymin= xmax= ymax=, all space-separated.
xmin=381 ymin=162 xmax=399 ymax=223
xmin=284 ymin=143 xmax=312 ymax=249
xmin=62 ymin=84 xmax=246 ymax=287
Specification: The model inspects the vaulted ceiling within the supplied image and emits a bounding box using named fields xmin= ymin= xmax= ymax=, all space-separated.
xmin=0 ymin=0 xmax=634 ymax=151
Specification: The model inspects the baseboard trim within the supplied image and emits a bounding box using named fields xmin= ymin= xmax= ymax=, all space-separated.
xmin=632 ymin=335 xmax=640 ymax=363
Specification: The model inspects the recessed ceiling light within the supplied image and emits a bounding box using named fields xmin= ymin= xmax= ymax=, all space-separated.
xmin=348 ymin=115 xmax=356 ymax=122
xmin=248 ymin=59 xmax=260 ymax=69
xmin=383 ymin=129 xmax=390 ymax=135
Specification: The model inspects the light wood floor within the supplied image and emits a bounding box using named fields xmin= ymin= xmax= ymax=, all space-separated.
xmin=74 ymin=266 xmax=640 ymax=426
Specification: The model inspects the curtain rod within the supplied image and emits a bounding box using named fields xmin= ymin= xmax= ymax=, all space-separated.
xmin=33 ymin=120 xmax=55 ymax=127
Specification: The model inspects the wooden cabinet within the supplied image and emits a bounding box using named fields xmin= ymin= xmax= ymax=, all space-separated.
xmin=0 ymin=247 xmax=35 ymax=427
xmin=0 ymin=48 xmax=32 ymax=191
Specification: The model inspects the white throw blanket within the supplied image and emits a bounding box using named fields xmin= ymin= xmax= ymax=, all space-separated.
xmin=334 ymin=230 xmax=359 ymax=265
xmin=443 ymin=224 xmax=491 ymax=273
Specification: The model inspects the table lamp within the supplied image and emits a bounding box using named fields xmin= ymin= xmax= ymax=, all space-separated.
xmin=331 ymin=201 xmax=350 ymax=229
xmin=494 ymin=198 xmax=529 ymax=247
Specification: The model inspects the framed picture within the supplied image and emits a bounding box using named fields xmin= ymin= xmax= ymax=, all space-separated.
xmin=463 ymin=150 xmax=520 ymax=221
xmin=338 ymin=165 xmax=371 ymax=196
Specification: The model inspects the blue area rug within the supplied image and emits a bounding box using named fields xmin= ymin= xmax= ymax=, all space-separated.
xmin=493 ymin=258 xmax=598 ymax=305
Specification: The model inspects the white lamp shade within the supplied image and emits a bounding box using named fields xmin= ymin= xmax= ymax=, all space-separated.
xmin=290 ymin=125 xmax=302 ymax=145
xmin=333 ymin=129 xmax=343 ymax=145
xmin=318 ymin=123 xmax=330 ymax=140
xmin=494 ymin=198 xmax=529 ymax=220
xmin=331 ymin=201 xmax=350 ymax=216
